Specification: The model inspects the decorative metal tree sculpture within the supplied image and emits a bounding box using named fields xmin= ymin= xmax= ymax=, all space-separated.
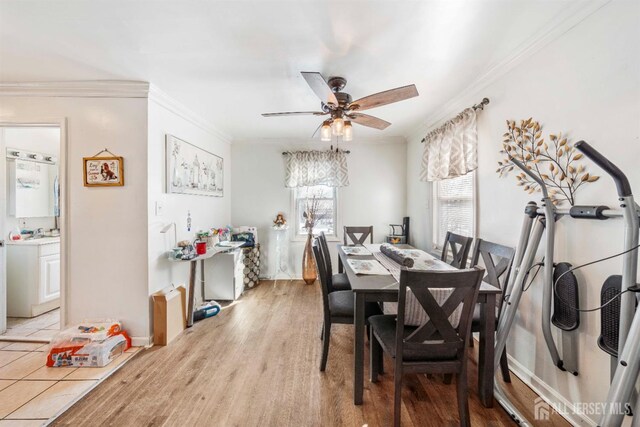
xmin=496 ymin=118 xmax=599 ymax=205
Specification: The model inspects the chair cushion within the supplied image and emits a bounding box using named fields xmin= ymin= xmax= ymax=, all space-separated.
xmin=328 ymin=291 xmax=381 ymax=319
xmin=331 ymin=273 xmax=351 ymax=291
xmin=369 ymin=314 xmax=458 ymax=361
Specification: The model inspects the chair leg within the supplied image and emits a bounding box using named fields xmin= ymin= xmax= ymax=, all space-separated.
xmin=500 ymin=347 xmax=511 ymax=383
xmin=320 ymin=323 xmax=324 ymax=340
xmin=393 ymin=360 xmax=403 ymax=427
xmin=320 ymin=322 xmax=331 ymax=372
xmin=443 ymin=374 xmax=453 ymax=384
xmin=370 ymin=328 xmax=380 ymax=382
xmin=456 ymin=370 xmax=471 ymax=427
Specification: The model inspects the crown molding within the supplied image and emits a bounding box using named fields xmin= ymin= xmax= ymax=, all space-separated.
xmin=148 ymin=84 xmax=231 ymax=143
xmin=0 ymin=80 xmax=150 ymax=98
xmin=407 ymin=0 xmax=612 ymax=143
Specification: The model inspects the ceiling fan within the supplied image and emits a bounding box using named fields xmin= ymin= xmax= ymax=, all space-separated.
xmin=262 ymin=72 xmax=419 ymax=141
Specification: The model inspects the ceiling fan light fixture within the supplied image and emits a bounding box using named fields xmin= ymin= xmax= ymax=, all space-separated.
xmin=343 ymin=121 xmax=353 ymax=141
xmin=320 ymin=121 xmax=332 ymax=141
xmin=332 ymin=117 xmax=344 ymax=136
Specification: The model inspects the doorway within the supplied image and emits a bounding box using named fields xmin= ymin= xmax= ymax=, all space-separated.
xmin=0 ymin=125 xmax=64 ymax=342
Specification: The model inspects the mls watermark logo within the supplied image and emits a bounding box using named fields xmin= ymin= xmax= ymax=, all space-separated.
xmin=534 ymin=397 xmax=551 ymax=420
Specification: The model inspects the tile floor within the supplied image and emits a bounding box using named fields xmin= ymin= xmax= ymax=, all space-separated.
xmin=3 ymin=310 xmax=60 ymax=341
xmin=0 ymin=342 xmax=140 ymax=425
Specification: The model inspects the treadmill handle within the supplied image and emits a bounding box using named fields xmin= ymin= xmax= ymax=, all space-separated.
xmin=575 ymin=140 xmax=632 ymax=198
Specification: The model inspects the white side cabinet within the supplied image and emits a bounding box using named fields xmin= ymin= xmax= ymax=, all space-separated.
xmin=204 ymin=249 xmax=245 ymax=301
xmin=7 ymin=238 xmax=61 ymax=317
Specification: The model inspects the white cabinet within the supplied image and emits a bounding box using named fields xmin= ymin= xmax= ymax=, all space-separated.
xmin=204 ymin=249 xmax=245 ymax=301
xmin=40 ymin=254 xmax=61 ymax=302
xmin=7 ymin=239 xmax=61 ymax=317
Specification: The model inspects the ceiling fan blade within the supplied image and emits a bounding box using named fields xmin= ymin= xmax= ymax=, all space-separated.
xmin=301 ymin=72 xmax=339 ymax=107
xmin=261 ymin=111 xmax=326 ymax=117
xmin=349 ymin=113 xmax=391 ymax=130
xmin=349 ymin=84 xmax=418 ymax=111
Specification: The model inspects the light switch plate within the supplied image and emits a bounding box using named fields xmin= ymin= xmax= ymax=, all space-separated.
xmin=155 ymin=201 xmax=165 ymax=217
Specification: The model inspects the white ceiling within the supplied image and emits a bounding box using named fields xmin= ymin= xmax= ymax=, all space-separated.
xmin=0 ymin=1 xmax=588 ymax=140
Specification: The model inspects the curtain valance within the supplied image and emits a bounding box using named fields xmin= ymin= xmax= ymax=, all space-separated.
xmin=420 ymin=108 xmax=478 ymax=181
xmin=284 ymin=150 xmax=350 ymax=188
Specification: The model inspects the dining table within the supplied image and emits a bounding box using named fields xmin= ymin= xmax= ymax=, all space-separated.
xmin=338 ymin=244 xmax=501 ymax=408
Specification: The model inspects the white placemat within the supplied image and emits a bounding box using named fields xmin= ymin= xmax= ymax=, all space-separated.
xmin=347 ymin=259 xmax=390 ymax=276
xmin=342 ymin=246 xmax=371 ymax=256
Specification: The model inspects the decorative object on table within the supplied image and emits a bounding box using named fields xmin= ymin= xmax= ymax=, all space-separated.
xmin=496 ymin=118 xmax=599 ymax=205
xmin=380 ymin=243 xmax=414 ymax=267
xmin=301 ymin=191 xmax=331 ymax=285
xmin=241 ymin=244 xmax=261 ymax=288
xmin=386 ymin=217 xmax=410 ymax=245
xmin=262 ymin=72 xmax=418 ymax=142
xmin=166 ymin=134 xmax=223 ymax=197
xmin=273 ymin=212 xmax=287 ymax=229
xmin=83 ymin=148 xmax=124 ymax=187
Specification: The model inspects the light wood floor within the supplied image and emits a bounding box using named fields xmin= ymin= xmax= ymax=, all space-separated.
xmin=53 ymin=281 xmax=570 ymax=426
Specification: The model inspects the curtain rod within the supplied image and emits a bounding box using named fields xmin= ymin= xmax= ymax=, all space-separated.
xmin=282 ymin=150 xmax=351 ymax=155
xmin=421 ymin=97 xmax=490 ymax=143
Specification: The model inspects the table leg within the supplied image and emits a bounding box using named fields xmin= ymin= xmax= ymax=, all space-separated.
xmin=354 ymin=292 xmax=365 ymax=405
xmin=478 ymin=294 xmax=496 ymax=407
xmin=186 ymin=260 xmax=197 ymax=327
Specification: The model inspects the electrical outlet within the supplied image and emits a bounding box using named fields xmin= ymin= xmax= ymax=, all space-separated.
xmin=155 ymin=201 xmax=165 ymax=217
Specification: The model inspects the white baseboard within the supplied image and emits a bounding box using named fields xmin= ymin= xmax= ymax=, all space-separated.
xmin=131 ymin=336 xmax=153 ymax=347
xmin=506 ymin=354 xmax=597 ymax=426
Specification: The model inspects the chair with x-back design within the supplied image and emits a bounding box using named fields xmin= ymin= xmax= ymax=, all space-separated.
xmin=369 ymin=267 xmax=484 ymax=427
xmin=441 ymin=231 xmax=473 ymax=269
xmin=470 ymin=238 xmax=516 ymax=382
xmin=343 ymin=226 xmax=374 ymax=246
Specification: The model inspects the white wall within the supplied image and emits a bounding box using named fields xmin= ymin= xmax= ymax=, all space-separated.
xmin=231 ymin=138 xmax=407 ymax=278
xmin=0 ymin=95 xmax=150 ymax=340
xmin=406 ymin=1 xmax=640 ymax=424
xmin=147 ymin=95 xmax=232 ymax=333
xmin=2 ymin=126 xmax=60 ymax=233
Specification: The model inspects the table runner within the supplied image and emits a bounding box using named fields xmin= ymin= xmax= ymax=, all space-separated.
xmin=366 ymin=245 xmax=462 ymax=327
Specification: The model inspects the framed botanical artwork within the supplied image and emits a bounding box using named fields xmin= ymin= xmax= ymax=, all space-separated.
xmin=83 ymin=156 xmax=124 ymax=187
xmin=166 ymin=134 xmax=224 ymax=197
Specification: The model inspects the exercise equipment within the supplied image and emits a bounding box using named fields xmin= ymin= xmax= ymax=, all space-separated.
xmin=493 ymin=141 xmax=640 ymax=426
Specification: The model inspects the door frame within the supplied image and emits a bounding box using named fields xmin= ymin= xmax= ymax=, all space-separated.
xmin=0 ymin=118 xmax=68 ymax=340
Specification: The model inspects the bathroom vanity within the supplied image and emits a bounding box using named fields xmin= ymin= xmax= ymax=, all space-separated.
xmin=6 ymin=237 xmax=61 ymax=317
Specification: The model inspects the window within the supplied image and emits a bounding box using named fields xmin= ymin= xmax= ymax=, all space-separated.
xmin=293 ymin=185 xmax=338 ymax=239
xmin=432 ymin=172 xmax=476 ymax=249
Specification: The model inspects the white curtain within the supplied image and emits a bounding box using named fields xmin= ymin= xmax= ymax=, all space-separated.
xmin=284 ymin=150 xmax=350 ymax=188
xmin=420 ymin=108 xmax=478 ymax=182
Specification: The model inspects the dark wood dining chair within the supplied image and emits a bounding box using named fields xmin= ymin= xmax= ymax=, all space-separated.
xmin=369 ymin=267 xmax=484 ymax=427
xmin=312 ymin=240 xmax=381 ymax=371
xmin=441 ymin=231 xmax=473 ymax=269
xmin=318 ymin=232 xmax=351 ymax=292
xmin=470 ymin=238 xmax=516 ymax=383
xmin=343 ymin=226 xmax=374 ymax=245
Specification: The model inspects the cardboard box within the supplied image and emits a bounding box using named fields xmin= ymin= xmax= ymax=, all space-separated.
xmin=152 ymin=285 xmax=186 ymax=346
